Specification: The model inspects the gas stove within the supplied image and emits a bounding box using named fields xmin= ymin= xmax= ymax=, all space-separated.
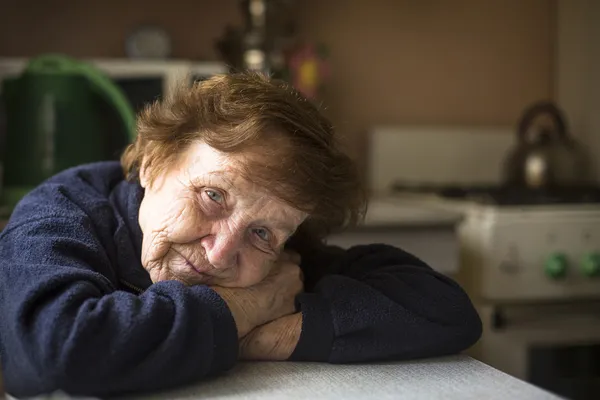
xmin=369 ymin=127 xmax=600 ymax=394
xmin=387 ymin=182 xmax=600 ymax=303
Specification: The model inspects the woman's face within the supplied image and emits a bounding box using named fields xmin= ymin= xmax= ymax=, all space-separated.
xmin=138 ymin=141 xmax=307 ymax=288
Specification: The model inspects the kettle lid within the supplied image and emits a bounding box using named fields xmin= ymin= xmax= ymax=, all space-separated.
xmin=517 ymin=101 xmax=568 ymax=144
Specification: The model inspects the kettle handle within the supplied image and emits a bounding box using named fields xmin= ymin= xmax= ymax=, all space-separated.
xmin=24 ymin=54 xmax=137 ymax=142
xmin=517 ymin=101 xmax=568 ymax=142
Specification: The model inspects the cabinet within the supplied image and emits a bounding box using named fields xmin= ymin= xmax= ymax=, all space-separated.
xmin=327 ymin=225 xmax=459 ymax=275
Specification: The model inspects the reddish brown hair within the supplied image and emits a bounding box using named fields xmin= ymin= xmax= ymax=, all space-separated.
xmin=121 ymin=72 xmax=366 ymax=240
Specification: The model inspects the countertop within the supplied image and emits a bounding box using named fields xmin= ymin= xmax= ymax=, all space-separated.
xmin=361 ymin=197 xmax=463 ymax=229
xmin=327 ymin=197 xmax=462 ymax=274
xmin=118 ymin=355 xmax=559 ymax=400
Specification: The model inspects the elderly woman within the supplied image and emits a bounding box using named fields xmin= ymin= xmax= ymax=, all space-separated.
xmin=0 ymin=73 xmax=481 ymax=398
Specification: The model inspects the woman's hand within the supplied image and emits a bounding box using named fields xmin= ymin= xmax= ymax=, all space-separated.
xmin=239 ymin=313 xmax=302 ymax=360
xmin=211 ymin=251 xmax=303 ymax=338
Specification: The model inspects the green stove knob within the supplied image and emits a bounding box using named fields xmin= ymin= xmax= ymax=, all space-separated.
xmin=581 ymin=253 xmax=600 ymax=277
xmin=544 ymin=253 xmax=568 ymax=279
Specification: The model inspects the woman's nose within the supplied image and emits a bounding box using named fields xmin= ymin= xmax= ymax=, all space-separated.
xmin=200 ymin=232 xmax=243 ymax=269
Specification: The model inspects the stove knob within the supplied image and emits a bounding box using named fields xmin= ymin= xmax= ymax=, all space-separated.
xmin=581 ymin=253 xmax=600 ymax=277
xmin=544 ymin=253 xmax=568 ymax=279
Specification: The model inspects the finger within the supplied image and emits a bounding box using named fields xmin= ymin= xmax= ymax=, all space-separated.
xmin=277 ymin=251 xmax=290 ymax=262
xmin=266 ymin=261 xmax=282 ymax=277
xmin=285 ymin=250 xmax=301 ymax=265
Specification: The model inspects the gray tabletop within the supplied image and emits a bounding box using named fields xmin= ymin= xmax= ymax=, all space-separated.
xmin=122 ymin=355 xmax=561 ymax=400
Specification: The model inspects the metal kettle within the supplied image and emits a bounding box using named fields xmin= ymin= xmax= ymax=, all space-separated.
xmin=502 ymin=101 xmax=591 ymax=189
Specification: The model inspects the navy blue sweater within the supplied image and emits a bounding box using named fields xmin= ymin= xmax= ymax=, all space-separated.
xmin=0 ymin=162 xmax=481 ymax=397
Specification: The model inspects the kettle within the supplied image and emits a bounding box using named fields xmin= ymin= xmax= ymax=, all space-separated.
xmin=1 ymin=54 xmax=136 ymax=207
xmin=502 ymin=101 xmax=591 ymax=189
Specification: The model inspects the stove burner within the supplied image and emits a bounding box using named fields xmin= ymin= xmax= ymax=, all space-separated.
xmin=390 ymin=183 xmax=600 ymax=206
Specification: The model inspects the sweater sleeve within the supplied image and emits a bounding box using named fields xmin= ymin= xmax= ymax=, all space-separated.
xmin=290 ymin=243 xmax=482 ymax=363
xmin=0 ymin=215 xmax=238 ymax=398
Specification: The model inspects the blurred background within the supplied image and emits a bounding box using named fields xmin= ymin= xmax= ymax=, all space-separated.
xmin=1 ymin=1 xmax=600 ymax=399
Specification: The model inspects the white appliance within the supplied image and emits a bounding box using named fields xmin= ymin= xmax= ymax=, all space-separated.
xmin=370 ymin=126 xmax=600 ymax=400
xmin=457 ymin=202 xmax=600 ymax=302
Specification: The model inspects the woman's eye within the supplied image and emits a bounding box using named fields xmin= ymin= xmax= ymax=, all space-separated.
xmin=205 ymin=190 xmax=223 ymax=204
xmin=253 ymin=228 xmax=270 ymax=242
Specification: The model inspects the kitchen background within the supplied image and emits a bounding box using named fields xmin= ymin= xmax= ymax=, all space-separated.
xmin=0 ymin=0 xmax=554 ymax=169
xmin=2 ymin=1 xmax=600 ymax=399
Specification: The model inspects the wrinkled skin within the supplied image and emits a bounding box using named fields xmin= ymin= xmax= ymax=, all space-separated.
xmin=138 ymin=141 xmax=307 ymax=288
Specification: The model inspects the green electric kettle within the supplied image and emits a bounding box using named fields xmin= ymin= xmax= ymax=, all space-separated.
xmin=1 ymin=54 xmax=137 ymax=207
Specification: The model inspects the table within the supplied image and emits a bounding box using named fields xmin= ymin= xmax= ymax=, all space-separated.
xmin=123 ymin=355 xmax=561 ymax=400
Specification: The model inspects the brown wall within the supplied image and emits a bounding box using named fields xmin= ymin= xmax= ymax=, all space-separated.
xmin=0 ymin=0 xmax=242 ymax=60
xmin=0 ymin=0 xmax=555 ymax=163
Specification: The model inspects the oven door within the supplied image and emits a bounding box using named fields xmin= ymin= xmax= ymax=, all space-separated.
xmin=477 ymin=303 xmax=600 ymax=400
